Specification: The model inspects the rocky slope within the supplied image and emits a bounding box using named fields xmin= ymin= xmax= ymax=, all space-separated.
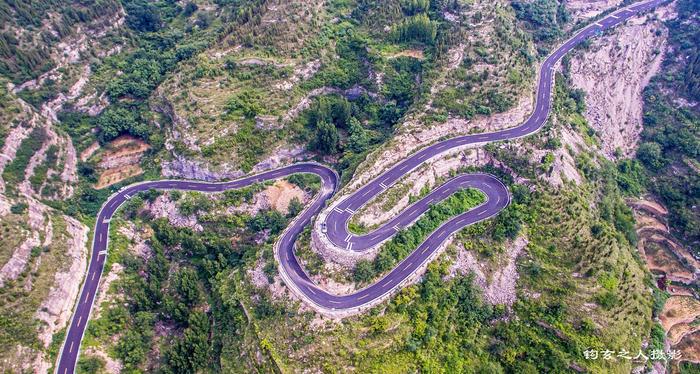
xmin=0 ymin=2 xmax=128 ymax=371
xmin=568 ymin=2 xmax=676 ymax=158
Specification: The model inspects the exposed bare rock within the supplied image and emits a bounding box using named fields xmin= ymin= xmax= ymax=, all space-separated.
xmin=80 ymin=142 xmax=100 ymax=162
xmin=248 ymin=257 xmax=290 ymax=301
xmin=274 ymin=59 xmax=321 ymax=90
xmin=82 ymin=347 xmax=122 ymax=374
xmin=565 ymin=0 xmax=623 ymax=23
xmin=568 ymin=3 xmax=676 ymax=158
xmin=252 ymin=145 xmax=308 ymax=173
xmin=91 ymin=263 xmax=124 ymax=320
xmin=0 ymin=232 xmax=41 ymax=288
xmin=147 ymin=194 xmax=203 ymax=231
xmin=59 ymin=135 xmax=78 ymax=195
xmin=447 ymin=236 xmax=528 ymax=306
xmin=35 ymin=215 xmax=88 ymax=347
xmin=0 ymin=120 xmax=37 ymax=192
xmin=225 ymin=189 xmax=271 ymax=216
xmin=161 ymin=154 xmax=244 ymax=181
xmin=0 ymin=199 xmax=48 ymax=287
xmin=265 ymin=180 xmax=307 ymax=214
xmin=118 ymin=223 xmax=152 ymax=260
xmin=531 ymin=126 xmax=586 ymax=186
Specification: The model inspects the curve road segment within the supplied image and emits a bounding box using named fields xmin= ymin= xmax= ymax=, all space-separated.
xmin=55 ymin=0 xmax=668 ymax=372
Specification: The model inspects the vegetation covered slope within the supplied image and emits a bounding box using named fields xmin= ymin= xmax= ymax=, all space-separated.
xmin=634 ymin=0 xmax=700 ymax=249
xmin=1 ymin=0 xmax=696 ymax=373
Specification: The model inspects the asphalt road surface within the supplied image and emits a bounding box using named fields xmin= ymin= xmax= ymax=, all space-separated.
xmin=55 ymin=0 xmax=667 ymax=372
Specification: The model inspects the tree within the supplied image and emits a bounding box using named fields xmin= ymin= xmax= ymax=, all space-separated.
xmin=313 ymin=120 xmax=339 ymax=154
xmin=347 ymin=117 xmax=369 ymax=153
xmin=637 ymin=141 xmax=665 ymax=169
xmin=354 ymin=259 xmax=376 ymax=283
xmin=96 ymin=106 xmax=149 ymax=143
xmin=124 ymin=1 xmax=161 ymax=32
xmin=248 ymin=210 xmax=288 ymax=234
xmin=115 ymin=330 xmax=148 ymax=370
xmin=393 ymin=14 xmax=437 ymax=44
xmin=183 ymin=2 xmax=198 ymax=17
xmin=225 ymin=89 xmax=263 ymax=118
xmin=163 ymin=311 xmax=210 ymax=374
xmin=106 ymin=58 xmax=162 ymax=99
xmin=77 ymin=356 xmax=105 ymax=374
xmin=287 ymin=197 xmax=304 ymax=218
xmin=173 ymin=268 xmax=201 ymax=306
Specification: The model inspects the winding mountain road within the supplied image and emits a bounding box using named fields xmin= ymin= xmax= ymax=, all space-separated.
xmin=55 ymin=0 xmax=667 ymax=372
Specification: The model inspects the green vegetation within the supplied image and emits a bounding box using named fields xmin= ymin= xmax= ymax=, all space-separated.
xmin=512 ymin=0 xmax=571 ymax=45
xmin=83 ymin=185 xmax=305 ymax=372
xmin=663 ymin=0 xmax=700 ymax=101
xmin=0 ymin=0 xmax=121 ymax=83
xmin=356 ymin=188 xmax=485 ymax=283
xmin=29 ymin=145 xmax=59 ymax=195
xmin=636 ymin=86 xmax=699 ymax=244
xmin=295 ymin=92 xmax=411 ymax=183
xmin=53 ymin=0 xmax=224 ymax=148
xmin=3 ymin=0 xmax=685 ymax=371
xmin=632 ymin=0 xmax=700 ymax=249
xmin=681 ymin=362 xmax=700 ymax=374
xmin=0 ymin=215 xmax=78 ymax=366
xmin=286 ymin=174 xmax=322 ymax=194
xmin=393 ymin=14 xmax=438 ymax=45
xmin=431 ymin=3 xmax=534 ymax=120
xmin=244 ymin=169 xmax=652 ymax=372
xmin=77 ymin=355 xmax=106 ymax=374
xmin=2 ymin=127 xmax=47 ymax=190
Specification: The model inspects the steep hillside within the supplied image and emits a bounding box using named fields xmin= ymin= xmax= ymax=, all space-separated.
xmin=0 ymin=0 xmax=697 ymax=373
